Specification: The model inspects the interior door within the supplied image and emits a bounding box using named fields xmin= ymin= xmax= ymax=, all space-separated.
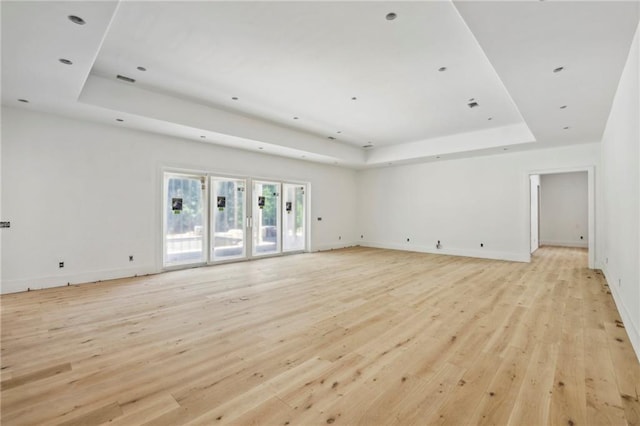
xmin=252 ymin=180 xmax=281 ymax=256
xmin=211 ymin=177 xmax=247 ymax=262
xmin=282 ymin=184 xmax=306 ymax=252
xmin=163 ymin=173 xmax=206 ymax=267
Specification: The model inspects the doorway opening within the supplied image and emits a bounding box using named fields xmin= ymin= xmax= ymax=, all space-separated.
xmin=528 ymin=166 xmax=594 ymax=268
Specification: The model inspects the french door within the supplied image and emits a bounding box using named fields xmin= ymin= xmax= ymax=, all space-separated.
xmin=252 ymin=181 xmax=281 ymax=257
xmin=210 ymin=177 xmax=247 ymax=261
xmin=163 ymin=172 xmax=306 ymax=268
xmin=163 ymin=173 xmax=206 ymax=267
xmin=282 ymin=184 xmax=306 ymax=252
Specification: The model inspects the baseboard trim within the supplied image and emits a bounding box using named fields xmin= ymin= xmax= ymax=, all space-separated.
xmin=602 ymin=267 xmax=640 ymax=363
xmin=540 ymin=240 xmax=588 ymax=248
xmin=1 ymin=265 xmax=158 ymax=294
xmin=1 ymin=245 xmax=360 ymax=294
xmin=312 ymin=242 xmax=358 ymax=252
xmin=359 ymin=241 xmax=530 ymax=263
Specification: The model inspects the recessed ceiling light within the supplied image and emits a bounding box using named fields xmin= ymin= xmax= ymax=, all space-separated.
xmin=59 ymin=58 xmax=73 ymax=65
xmin=563 ymin=126 xmax=570 ymax=130
xmin=137 ymin=66 xmax=147 ymax=72
xmin=68 ymin=15 xmax=85 ymax=25
xmin=386 ymin=12 xmax=397 ymax=20
xmin=116 ymin=118 xmax=124 ymax=122
xmin=560 ymin=105 xmax=567 ymax=109
xmin=232 ymin=97 xmax=238 ymax=100
xmin=18 ymin=98 xmax=29 ymax=103
xmin=553 ymin=66 xmax=564 ymax=73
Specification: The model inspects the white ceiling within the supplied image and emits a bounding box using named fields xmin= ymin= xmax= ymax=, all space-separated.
xmin=2 ymin=1 xmax=639 ymax=168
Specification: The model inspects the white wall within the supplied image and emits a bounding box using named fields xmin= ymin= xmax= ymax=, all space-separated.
xmin=356 ymin=143 xmax=599 ymax=263
xmin=1 ymin=107 xmax=358 ymax=294
xmin=0 ymin=110 xmax=3 ymax=286
xmin=530 ymin=174 xmax=540 ymax=253
xmin=600 ymin=23 xmax=640 ymax=360
xmin=539 ymin=172 xmax=588 ymax=248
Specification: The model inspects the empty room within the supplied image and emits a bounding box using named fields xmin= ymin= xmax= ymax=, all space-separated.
xmin=1 ymin=1 xmax=639 ymax=425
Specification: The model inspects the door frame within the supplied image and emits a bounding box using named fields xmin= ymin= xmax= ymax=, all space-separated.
xmin=525 ymin=165 xmax=595 ymax=269
xmin=282 ymin=183 xmax=308 ymax=254
xmin=529 ymin=174 xmax=540 ymax=254
xmin=251 ymin=179 xmax=283 ymax=258
xmin=162 ymin=170 xmax=209 ymax=270
xmin=209 ymin=175 xmax=249 ymax=264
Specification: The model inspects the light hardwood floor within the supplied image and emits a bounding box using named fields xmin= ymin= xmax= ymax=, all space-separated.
xmin=1 ymin=247 xmax=639 ymax=425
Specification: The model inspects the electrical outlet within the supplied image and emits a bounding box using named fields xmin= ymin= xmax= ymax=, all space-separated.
xmin=580 ymin=236 xmax=584 ymax=240
xmin=317 ymin=217 xmax=322 ymax=221
xmin=129 ymin=255 xmax=134 ymax=262
xmin=59 ymin=261 xmax=64 ymax=268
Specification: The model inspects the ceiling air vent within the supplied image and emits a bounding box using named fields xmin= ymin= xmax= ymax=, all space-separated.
xmin=468 ymin=101 xmax=479 ymax=108
xmin=116 ymin=74 xmax=136 ymax=83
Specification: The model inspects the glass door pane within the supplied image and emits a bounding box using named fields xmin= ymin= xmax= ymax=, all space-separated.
xmin=164 ymin=173 xmax=206 ymax=267
xmin=252 ymin=181 xmax=281 ymax=256
xmin=211 ymin=177 xmax=246 ymax=261
xmin=283 ymin=184 xmax=306 ymax=252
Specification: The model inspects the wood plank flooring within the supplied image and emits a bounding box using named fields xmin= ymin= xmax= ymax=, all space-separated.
xmin=1 ymin=246 xmax=638 ymax=425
